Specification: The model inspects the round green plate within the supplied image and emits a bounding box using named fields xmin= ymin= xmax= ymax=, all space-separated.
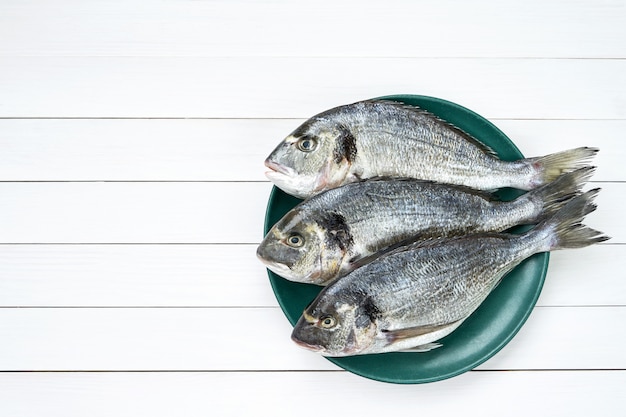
xmin=262 ymin=95 xmax=549 ymax=384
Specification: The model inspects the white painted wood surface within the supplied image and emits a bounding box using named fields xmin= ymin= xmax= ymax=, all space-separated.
xmin=1 ymin=0 xmax=624 ymax=415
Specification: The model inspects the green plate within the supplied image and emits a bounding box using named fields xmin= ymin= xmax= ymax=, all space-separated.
xmin=262 ymin=95 xmax=549 ymax=384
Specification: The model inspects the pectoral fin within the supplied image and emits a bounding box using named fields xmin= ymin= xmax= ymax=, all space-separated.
xmin=383 ymin=318 xmax=466 ymax=350
xmin=400 ymin=342 xmax=443 ymax=353
xmin=383 ymin=322 xmax=456 ymax=343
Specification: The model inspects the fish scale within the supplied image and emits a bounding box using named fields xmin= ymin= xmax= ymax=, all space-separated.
xmin=290 ymin=190 xmax=609 ymax=356
xmin=257 ymin=168 xmax=594 ymax=285
xmin=265 ymin=100 xmax=597 ymax=198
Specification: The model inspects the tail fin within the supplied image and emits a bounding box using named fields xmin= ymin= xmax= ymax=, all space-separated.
xmin=529 ymin=147 xmax=598 ymax=187
xmin=535 ymin=188 xmax=609 ymax=251
xmin=520 ymin=166 xmax=596 ymax=222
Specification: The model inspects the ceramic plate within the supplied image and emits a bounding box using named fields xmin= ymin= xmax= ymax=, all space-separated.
xmin=262 ymin=95 xmax=548 ymax=384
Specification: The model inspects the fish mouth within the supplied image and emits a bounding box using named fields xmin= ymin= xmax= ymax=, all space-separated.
xmin=291 ymin=334 xmax=325 ymax=353
xmin=256 ymin=255 xmax=294 ymax=279
xmin=264 ymin=159 xmax=292 ymax=178
xmin=264 ymin=158 xmax=311 ymax=198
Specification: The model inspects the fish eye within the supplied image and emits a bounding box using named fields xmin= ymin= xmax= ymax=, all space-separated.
xmin=296 ymin=137 xmax=318 ymax=152
xmin=286 ymin=233 xmax=305 ymax=248
xmin=320 ymin=315 xmax=336 ymax=329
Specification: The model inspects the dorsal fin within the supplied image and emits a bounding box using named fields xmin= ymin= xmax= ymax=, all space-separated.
xmin=349 ymin=231 xmax=518 ymax=271
xmin=348 ymin=235 xmax=452 ymax=270
xmin=366 ymin=99 xmax=499 ymax=158
xmin=360 ymin=176 xmax=500 ymax=202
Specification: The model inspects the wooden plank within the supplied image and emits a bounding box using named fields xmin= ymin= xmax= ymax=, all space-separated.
xmin=0 ymin=119 xmax=285 ymax=182
xmin=0 ymin=119 xmax=623 ymax=182
xmin=539 ymin=245 xmax=626 ymax=307
xmin=1 ymin=0 xmax=624 ymax=58
xmin=0 ymin=1 xmax=621 ymax=413
xmin=0 ymin=307 xmax=336 ymax=371
xmin=0 ymin=182 xmax=272 ymax=244
xmin=0 ymin=371 xmax=624 ymax=417
xmin=2 ymin=58 xmax=625 ymax=118
xmin=478 ymin=306 xmax=626 ymax=370
xmin=494 ymin=120 xmax=625 ymax=182
xmin=0 ymin=244 xmax=623 ymax=308
xmin=0 ymin=244 xmax=273 ymax=307
xmin=0 ymin=182 xmax=619 ymax=243
xmin=0 ymin=307 xmax=623 ymax=371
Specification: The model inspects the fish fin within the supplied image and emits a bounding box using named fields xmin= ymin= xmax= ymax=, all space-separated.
xmin=534 ymin=189 xmax=610 ymax=251
xmin=389 ymin=234 xmax=478 ymax=252
xmin=348 ymin=252 xmax=381 ymax=271
xmin=519 ymin=166 xmax=596 ymax=222
xmin=367 ymin=99 xmax=499 ymax=157
xmin=399 ymin=342 xmax=442 ymax=353
xmin=313 ymin=156 xmax=351 ymax=194
xmin=442 ymin=184 xmax=500 ymax=201
xmin=350 ymin=231 xmax=500 ymax=271
xmin=351 ymin=224 xmax=534 ymax=272
xmin=526 ymin=147 xmax=598 ymax=187
xmin=382 ymin=321 xmax=461 ymax=343
xmin=365 ymin=176 xmax=500 ymax=201
xmin=348 ymin=235 xmax=449 ymax=270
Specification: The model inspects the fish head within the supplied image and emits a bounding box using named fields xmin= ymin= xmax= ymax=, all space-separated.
xmin=256 ymin=208 xmax=351 ymax=285
xmin=264 ymin=118 xmax=357 ymax=198
xmin=291 ymin=293 xmax=378 ymax=356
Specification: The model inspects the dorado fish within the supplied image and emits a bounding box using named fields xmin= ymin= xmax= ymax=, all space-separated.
xmin=290 ymin=190 xmax=608 ymax=356
xmin=265 ymin=100 xmax=597 ymax=198
xmin=257 ymin=167 xmax=594 ymax=285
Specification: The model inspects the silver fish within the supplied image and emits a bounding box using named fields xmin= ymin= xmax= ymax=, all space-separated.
xmin=290 ymin=190 xmax=608 ymax=356
xmin=257 ymin=167 xmax=594 ymax=285
xmin=265 ymin=100 xmax=598 ymax=198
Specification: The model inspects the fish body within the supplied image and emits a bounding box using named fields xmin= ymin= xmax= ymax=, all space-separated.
xmin=265 ymin=100 xmax=597 ymax=198
xmin=290 ymin=190 xmax=608 ymax=356
xmin=257 ymin=168 xmax=593 ymax=285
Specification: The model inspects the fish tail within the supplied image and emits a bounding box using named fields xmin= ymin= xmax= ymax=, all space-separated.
xmin=526 ymin=147 xmax=598 ymax=188
xmin=533 ymin=188 xmax=609 ymax=251
xmin=519 ymin=166 xmax=596 ymax=222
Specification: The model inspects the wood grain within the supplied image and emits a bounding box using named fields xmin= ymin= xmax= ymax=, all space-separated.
xmin=2 ymin=58 xmax=625 ymax=118
xmin=0 ymin=371 xmax=624 ymax=417
xmin=0 ymin=307 xmax=623 ymax=371
xmin=0 ymin=182 xmax=618 ymax=243
xmin=0 ymin=245 xmax=623 ymax=307
xmin=0 ymin=119 xmax=623 ymax=182
xmin=0 ymin=0 xmax=623 ymax=413
xmin=2 ymin=0 xmax=624 ymax=58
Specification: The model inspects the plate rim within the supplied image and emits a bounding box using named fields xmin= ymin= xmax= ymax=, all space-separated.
xmin=262 ymin=94 xmax=549 ymax=384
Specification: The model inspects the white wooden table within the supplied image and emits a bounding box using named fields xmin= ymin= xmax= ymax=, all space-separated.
xmin=1 ymin=1 xmax=625 ymax=415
